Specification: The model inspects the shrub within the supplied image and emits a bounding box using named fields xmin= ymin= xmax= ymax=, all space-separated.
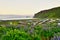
xmin=2 ymin=29 xmax=31 ymax=40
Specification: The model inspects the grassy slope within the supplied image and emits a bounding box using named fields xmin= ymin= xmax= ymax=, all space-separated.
xmin=34 ymin=7 xmax=60 ymax=18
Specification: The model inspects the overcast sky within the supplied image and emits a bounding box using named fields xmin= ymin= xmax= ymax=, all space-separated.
xmin=0 ymin=0 xmax=60 ymax=15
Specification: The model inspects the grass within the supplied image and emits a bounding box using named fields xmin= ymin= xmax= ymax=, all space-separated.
xmin=0 ymin=19 xmax=60 ymax=40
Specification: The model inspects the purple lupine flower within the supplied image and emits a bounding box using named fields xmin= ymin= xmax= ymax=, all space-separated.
xmin=57 ymin=36 xmax=60 ymax=40
xmin=53 ymin=36 xmax=58 ymax=40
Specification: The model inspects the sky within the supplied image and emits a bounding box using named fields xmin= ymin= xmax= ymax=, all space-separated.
xmin=0 ymin=0 xmax=60 ymax=16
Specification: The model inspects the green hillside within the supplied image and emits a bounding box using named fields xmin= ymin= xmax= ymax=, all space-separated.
xmin=34 ymin=7 xmax=60 ymax=18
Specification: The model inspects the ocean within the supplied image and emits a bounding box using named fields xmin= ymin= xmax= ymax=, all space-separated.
xmin=0 ymin=15 xmax=34 ymax=20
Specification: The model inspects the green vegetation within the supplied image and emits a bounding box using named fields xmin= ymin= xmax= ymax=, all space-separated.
xmin=34 ymin=7 xmax=60 ymax=18
xmin=0 ymin=19 xmax=60 ymax=40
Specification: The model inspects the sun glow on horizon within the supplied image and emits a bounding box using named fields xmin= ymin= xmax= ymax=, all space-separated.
xmin=0 ymin=0 xmax=60 ymax=15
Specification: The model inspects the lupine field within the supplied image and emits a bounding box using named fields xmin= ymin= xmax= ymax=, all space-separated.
xmin=0 ymin=19 xmax=60 ymax=40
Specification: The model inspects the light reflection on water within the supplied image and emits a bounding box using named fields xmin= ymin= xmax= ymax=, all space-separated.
xmin=0 ymin=18 xmax=37 ymax=20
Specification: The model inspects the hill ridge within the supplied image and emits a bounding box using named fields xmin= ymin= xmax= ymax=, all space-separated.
xmin=34 ymin=6 xmax=60 ymax=18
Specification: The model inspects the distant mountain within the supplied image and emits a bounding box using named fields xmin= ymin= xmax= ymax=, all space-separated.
xmin=34 ymin=7 xmax=60 ymax=18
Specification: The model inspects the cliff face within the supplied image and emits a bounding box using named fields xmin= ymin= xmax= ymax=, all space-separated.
xmin=34 ymin=7 xmax=60 ymax=18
